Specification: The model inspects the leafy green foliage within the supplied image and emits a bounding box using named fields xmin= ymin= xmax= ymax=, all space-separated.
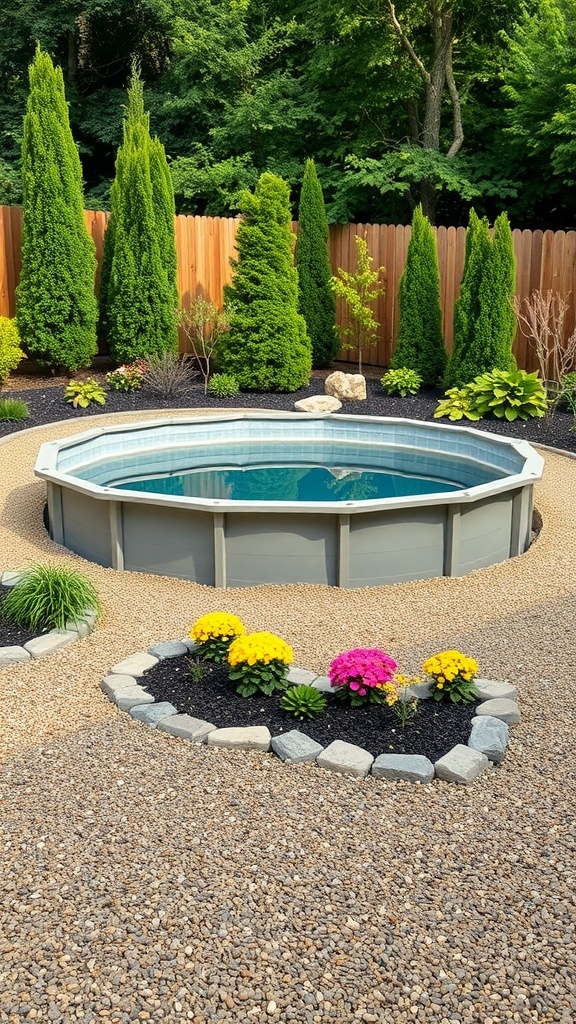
xmin=218 ymin=172 xmax=312 ymax=391
xmin=64 ymin=378 xmax=107 ymax=409
xmin=280 ymin=684 xmax=326 ymax=720
xmin=230 ymin=659 xmax=289 ymax=698
xmin=295 ymin=159 xmax=339 ymax=368
xmin=207 ymin=373 xmax=240 ymax=397
xmin=1 ymin=563 xmax=101 ymax=631
xmin=445 ymin=209 xmax=491 ymax=389
xmin=468 ymin=369 xmax=547 ymax=421
xmin=99 ymin=69 xmax=178 ymax=364
xmin=434 ymin=385 xmax=482 ymax=421
xmin=16 ymin=46 xmax=98 ymax=373
xmin=0 ymin=317 xmax=25 ymax=385
xmin=331 ymin=236 xmax=385 ymax=373
xmin=380 ymin=367 xmax=423 ymax=396
xmin=0 ymin=398 xmax=29 ymax=421
xmin=390 ymin=205 xmax=446 ymax=385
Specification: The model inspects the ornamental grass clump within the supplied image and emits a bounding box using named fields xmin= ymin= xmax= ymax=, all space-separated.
xmin=422 ymin=650 xmax=479 ymax=703
xmin=328 ymin=648 xmax=398 ymax=707
xmin=0 ymin=563 xmax=100 ymax=631
xmin=190 ymin=612 xmax=245 ymax=663
xmin=227 ymin=631 xmax=293 ymax=697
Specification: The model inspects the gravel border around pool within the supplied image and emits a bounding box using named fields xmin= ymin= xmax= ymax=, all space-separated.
xmin=100 ymin=641 xmax=522 ymax=785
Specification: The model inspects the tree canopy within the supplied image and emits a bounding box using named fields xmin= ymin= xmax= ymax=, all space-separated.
xmin=0 ymin=0 xmax=572 ymax=229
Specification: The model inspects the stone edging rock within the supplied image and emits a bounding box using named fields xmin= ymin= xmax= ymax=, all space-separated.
xmin=0 ymin=571 xmax=98 ymax=666
xmin=101 ymin=641 xmax=522 ymax=785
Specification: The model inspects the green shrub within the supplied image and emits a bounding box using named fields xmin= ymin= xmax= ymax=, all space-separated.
xmin=64 ymin=378 xmax=106 ymax=408
xmin=390 ymin=204 xmax=446 ymax=385
xmin=0 ymin=398 xmax=29 ymax=421
xmin=560 ymin=370 xmax=576 ymax=414
xmin=16 ymin=46 xmax=98 ymax=373
xmin=280 ymin=684 xmax=326 ymax=721
xmin=0 ymin=318 xmax=25 ymax=386
xmin=99 ymin=70 xmax=178 ymax=364
xmin=468 ymin=369 xmax=547 ymax=421
xmin=207 ymin=372 xmax=239 ymax=397
xmin=295 ymin=159 xmax=339 ymax=369
xmin=1 ymin=564 xmax=100 ymax=631
xmin=434 ymin=385 xmax=481 ymax=421
xmin=380 ymin=367 xmax=423 ymax=396
xmin=218 ymin=172 xmax=312 ymax=391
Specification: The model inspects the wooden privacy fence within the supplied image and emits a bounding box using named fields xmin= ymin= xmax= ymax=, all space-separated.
xmin=1 ymin=204 xmax=576 ymax=373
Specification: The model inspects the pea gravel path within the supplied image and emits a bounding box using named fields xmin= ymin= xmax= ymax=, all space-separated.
xmin=1 ymin=410 xmax=575 ymax=1024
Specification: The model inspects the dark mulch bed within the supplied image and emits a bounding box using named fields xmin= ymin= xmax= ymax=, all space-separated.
xmin=142 ymin=655 xmax=481 ymax=762
xmin=1 ymin=370 xmax=575 ymax=454
xmin=0 ymin=587 xmax=41 ymax=647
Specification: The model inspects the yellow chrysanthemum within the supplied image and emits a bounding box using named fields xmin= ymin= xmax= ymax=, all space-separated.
xmin=190 ymin=612 xmax=245 ymax=643
xmin=228 ymin=631 xmax=293 ymax=668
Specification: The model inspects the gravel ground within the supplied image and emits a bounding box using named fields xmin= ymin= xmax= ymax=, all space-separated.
xmin=1 ymin=394 xmax=576 ymax=1023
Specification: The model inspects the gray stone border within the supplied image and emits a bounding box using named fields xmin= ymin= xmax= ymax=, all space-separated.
xmin=101 ymin=641 xmax=521 ymax=785
xmin=0 ymin=571 xmax=98 ymax=666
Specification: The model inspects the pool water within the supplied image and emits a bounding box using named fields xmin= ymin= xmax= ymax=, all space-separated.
xmin=115 ymin=463 xmax=461 ymax=502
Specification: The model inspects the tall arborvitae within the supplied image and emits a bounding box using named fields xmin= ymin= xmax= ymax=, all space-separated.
xmin=445 ymin=210 xmax=516 ymax=388
xmin=390 ymin=204 xmax=446 ymax=385
xmin=295 ymin=159 xmax=339 ymax=368
xmin=16 ymin=46 xmax=97 ymax=372
xmin=99 ymin=70 xmax=178 ymax=364
xmin=217 ymin=172 xmax=312 ymax=391
xmin=444 ymin=209 xmax=491 ymax=389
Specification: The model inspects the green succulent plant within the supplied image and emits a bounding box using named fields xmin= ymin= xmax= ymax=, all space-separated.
xmin=470 ymin=369 xmax=547 ymax=421
xmin=380 ymin=367 xmax=423 ymax=396
xmin=64 ymin=377 xmax=106 ymax=408
xmin=279 ymin=684 xmax=326 ymax=720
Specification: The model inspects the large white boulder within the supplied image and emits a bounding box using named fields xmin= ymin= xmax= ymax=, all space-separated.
xmin=294 ymin=395 xmax=342 ymax=413
xmin=324 ymin=371 xmax=367 ymax=401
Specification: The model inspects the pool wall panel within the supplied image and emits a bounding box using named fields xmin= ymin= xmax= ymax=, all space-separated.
xmin=61 ymin=489 xmax=112 ymax=568
xmin=224 ymin=513 xmax=338 ymax=586
xmin=348 ymin=508 xmax=445 ymax=586
xmin=121 ymin=504 xmax=215 ymax=584
xmin=456 ymin=494 xmax=513 ymax=574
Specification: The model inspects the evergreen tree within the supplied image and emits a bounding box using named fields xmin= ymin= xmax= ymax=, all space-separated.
xmin=16 ymin=45 xmax=97 ymax=373
xmin=295 ymin=159 xmax=339 ymax=368
xmin=390 ymin=205 xmax=446 ymax=385
xmin=99 ymin=70 xmax=178 ymax=364
xmin=445 ymin=210 xmax=516 ymax=388
xmin=217 ymin=172 xmax=312 ymax=391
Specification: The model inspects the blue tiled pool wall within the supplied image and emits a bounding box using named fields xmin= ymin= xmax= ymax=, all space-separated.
xmin=53 ymin=416 xmax=527 ymax=485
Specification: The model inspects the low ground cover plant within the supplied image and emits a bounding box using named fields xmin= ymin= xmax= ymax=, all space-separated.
xmin=279 ymin=684 xmax=326 ymax=720
xmin=380 ymin=367 xmax=423 ymax=396
xmin=64 ymin=378 xmax=106 ymax=408
xmin=1 ymin=563 xmax=100 ymax=631
xmin=106 ymin=361 xmax=147 ymax=392
xmin=207 ymin=373 xmax=240 ymax=397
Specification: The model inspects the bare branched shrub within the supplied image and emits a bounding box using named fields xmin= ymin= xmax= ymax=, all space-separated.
xmin=513 ymin=289 xmax=576 ymax=383
xmin=177 ymin=298 xmax=230 ymax=394
xmin=142 ymin=351 xmax=196 ymax=398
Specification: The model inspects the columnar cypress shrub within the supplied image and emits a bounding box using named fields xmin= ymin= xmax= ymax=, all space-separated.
xmin=445 ymin=210 xmax=516 ymax=388
xmin=99 ymin=71 xmax=178 ymax=364
xmin=217 ymin=172 xmax=312 ymax=391
xmin=16 ymin=46 xmax=97 ymax=372
xmin=295 ymin=159 xmax=339 ymax=368
xmin=390 ymin=204 xmax=446 ymax=385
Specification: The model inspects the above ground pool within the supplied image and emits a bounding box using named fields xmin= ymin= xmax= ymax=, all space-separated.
xmin=35 ymin=413 xmax=544 ymax=588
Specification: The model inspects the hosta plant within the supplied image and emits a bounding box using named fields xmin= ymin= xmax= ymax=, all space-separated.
xmin=280 ymin=684 xmax=326 ymax=720
xmin=190 ymin=611 xmax=245 ymax=663
xmin=422 ymin=650 xmax=479 ymax=703
xmin=434 ymin=385 xmax=481 ymax=421
xmin=1 ymin=563 xmax=100 ymax=631
xmin=0 ymin=398 xmax=29 ymax=421
xmin=227 ymin=631 xmax=293 ymax=697
xmin=64 ymin=377 xmax=106 ymax=408
xmin=328 ymin=648 xmax=398 ymax=707
xmin=207 ymin=373 xmax=240 ymax=398
xmin=106 ymin=361 xmax=147 ymax=392
xmin=469 ymin=369 xmax=547 ymax=422
xmin=380 ymin=367 xmax=423 ymax=396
